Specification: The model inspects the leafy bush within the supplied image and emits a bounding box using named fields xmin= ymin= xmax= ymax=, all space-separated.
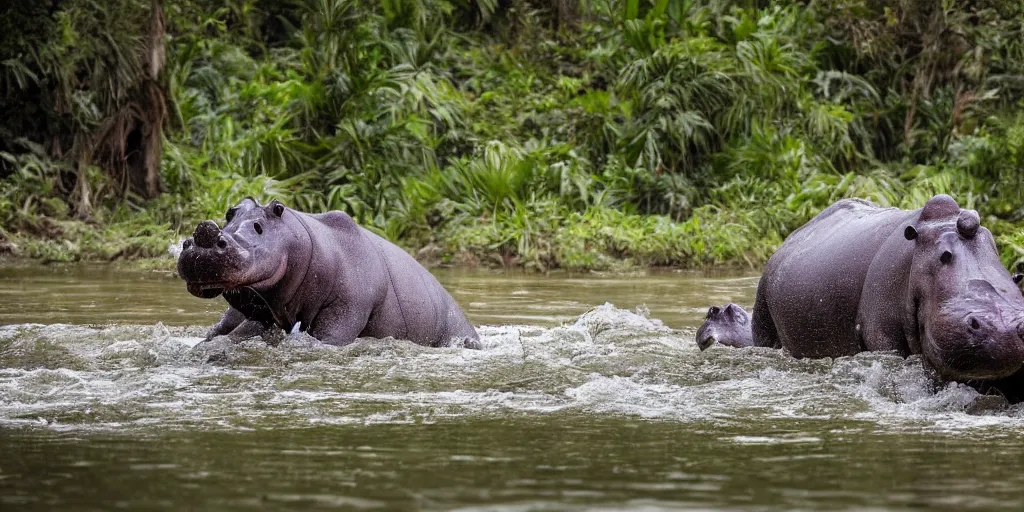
xmin=1 ymin=0 xmax=1023 ymax=270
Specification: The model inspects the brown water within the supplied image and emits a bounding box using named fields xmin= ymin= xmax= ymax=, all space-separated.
xmin=0 ymin=263 xmax=758 ymax=327
xmin=2 ymin=263 xmax=1023 ymax=511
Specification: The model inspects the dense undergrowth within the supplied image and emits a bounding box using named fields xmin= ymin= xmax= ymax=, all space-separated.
xmin=2 ymin=0 xmax=1024 ymax=270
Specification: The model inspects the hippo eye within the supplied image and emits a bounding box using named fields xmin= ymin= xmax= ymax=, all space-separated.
xmin=940 ymin=251 xmax=952 ymax=264
xmin=254 ymin=222 xmax=263 ymax=235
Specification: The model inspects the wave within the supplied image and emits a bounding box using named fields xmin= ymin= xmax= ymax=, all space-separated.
xmin=1 ymin=303 xmax=1020 ymax=433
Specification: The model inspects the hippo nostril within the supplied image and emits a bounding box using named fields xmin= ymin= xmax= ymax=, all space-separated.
xmin=216 ymin=238 xmax=227 ymax=250
xmin=193 ymin=220 xmax=222 ymax=248
xmin=969 ymin=317 xmax=980 ymax=330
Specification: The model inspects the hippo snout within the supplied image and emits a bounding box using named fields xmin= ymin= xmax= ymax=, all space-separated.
xmin=696 ymin=327 xmax=715 ymax=351
xmin=193 ymin=220 xmax=223 ymax=249
xmin=177 ymin=219 xmax=250 ymax=299
xmin=925 ymin=310 xmax=1024 ymax=381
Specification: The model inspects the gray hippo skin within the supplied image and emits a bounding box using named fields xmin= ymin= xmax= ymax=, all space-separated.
xmin=751 ymin=194 xmax=1024 ymax=383
xmin=177 ymin=198 xmax=480 ymax=348
xmin=696 ymin=303 xmax=753 ymax=351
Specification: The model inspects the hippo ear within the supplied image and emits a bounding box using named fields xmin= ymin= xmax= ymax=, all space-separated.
xmin=904 ymin=226 xmax=918 ymax=241
xmin=271 ymin=202 xmax=285 ymax=217
xmin=919 ymin=194 xmax=959 ymax=222
xmin=956 ymin=210 xmax=980 ymax=240
xmin=724 ymin=304 xmax=736 ymax=318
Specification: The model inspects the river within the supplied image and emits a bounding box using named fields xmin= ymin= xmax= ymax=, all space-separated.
xmin=1 ymin=263 xmax=1022 ymax=511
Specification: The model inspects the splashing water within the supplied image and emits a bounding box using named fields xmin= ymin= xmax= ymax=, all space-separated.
xmin=0 ymin=303 xmax=1017 ymax=433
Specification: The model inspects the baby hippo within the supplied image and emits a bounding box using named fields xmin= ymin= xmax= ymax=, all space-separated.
xmin=695 ymin=303 xmax=753 ymax=351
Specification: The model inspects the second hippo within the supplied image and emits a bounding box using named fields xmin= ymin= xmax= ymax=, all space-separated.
xmin=752 ymin=194 xmax=1024 ymax=383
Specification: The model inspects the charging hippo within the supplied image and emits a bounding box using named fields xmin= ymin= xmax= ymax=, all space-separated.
xmin=696 ymin=303 xmax=753 ymax=351
xmin=177 ymin=198 xmax=480 ymax=348
xmin=752 ymin=194 xmax=1024 ymax=383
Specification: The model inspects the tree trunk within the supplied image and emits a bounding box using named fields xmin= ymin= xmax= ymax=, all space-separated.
xmin=127 ymin=0 xmax=166 ymax=199
xmin=555 ymin=0 xmax=580 ymax=31
xmin=75 ymin=148 xmax=92 ymax=219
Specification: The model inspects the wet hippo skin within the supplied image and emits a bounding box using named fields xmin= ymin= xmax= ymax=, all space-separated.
xmin=177 ymin=198 xmax=479 ymax=348
xmin=752 ymin=194 xmax=1024 ymax=386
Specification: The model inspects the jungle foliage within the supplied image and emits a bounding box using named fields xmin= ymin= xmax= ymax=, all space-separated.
xmin=1 ymin=0 xmax=1023 ymax=270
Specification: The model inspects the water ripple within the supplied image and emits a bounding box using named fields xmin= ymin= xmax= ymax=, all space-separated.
xmin=0 ymin=303 xmax=1018 ymax=434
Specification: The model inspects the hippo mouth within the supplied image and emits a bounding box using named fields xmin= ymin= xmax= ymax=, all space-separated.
xmin=184 ymin=257 xmax=289 ymax=299
xmin=186 ymin=282 xmax=229 ymax=299
xmin=922 ymin=338 xmax=1024 ymax=382
xmin=920 ymin=323 xmax=1024 ymax=382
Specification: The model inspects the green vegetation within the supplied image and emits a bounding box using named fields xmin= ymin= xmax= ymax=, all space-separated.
xmin=2 ymin=0 xmax=1023 ymax=270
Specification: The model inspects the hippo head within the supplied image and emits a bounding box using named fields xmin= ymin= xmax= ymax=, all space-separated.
xmin=177 ymin=198 xmax=292 ymax=299
xmin=696 ymin=303 xmax=753 ymax=351
xmin=904 ymin=194 xmax=1024 ymax=381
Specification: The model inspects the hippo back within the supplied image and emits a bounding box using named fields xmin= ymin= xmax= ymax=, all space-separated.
xmin=302 ymin=210 xmax=478 ymax=346
xmin=360 ymin=229 xmax=478 ymax=345
xmin=753 ymin=198 xmax=914 ymax=357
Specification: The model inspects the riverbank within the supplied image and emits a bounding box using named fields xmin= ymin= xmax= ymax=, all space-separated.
xmin=3 ymin=1 xmax=1023 ymax=273
xmin=3 ymin=198 xmax=1024 ymax=274
xmin=0 ymin=204 xmax=768 ymax=273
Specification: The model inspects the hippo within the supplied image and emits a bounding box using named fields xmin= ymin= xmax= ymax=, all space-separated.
xmin=177 ymin=198 xmax=480 ymax=348
xmin=752 ymin=194 xmax=1024 ymax=384
xmin=695 ymin=303 xmax=753 ymax=351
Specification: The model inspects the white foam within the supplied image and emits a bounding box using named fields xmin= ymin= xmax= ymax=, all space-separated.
xmin=2 ymin=307 xmax=1024 ymax=433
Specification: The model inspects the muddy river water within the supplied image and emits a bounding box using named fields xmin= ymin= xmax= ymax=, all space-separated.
xmin=1 ymin=263 xmax=1023 ymax=511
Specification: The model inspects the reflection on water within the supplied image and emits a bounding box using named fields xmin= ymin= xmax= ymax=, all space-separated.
xmin=0 ymin=263 xmax=1021 ymax=511
xmin=0 ymin=263 xmax=760 ymax=328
